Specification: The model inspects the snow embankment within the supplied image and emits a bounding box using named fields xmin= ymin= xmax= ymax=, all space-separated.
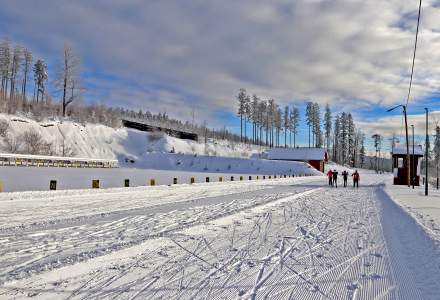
xmin=0 ymin=113 xmax=260 ymax=160
xmin=384 ymin=183 xmax=440 ymax=243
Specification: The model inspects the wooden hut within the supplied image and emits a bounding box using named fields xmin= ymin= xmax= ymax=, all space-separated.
xmin=391 ymin=144 xmax=424 ymax=186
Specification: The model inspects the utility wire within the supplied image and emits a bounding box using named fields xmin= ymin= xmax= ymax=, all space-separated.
xmin=406 ymin=0 xmax=422 ymax=107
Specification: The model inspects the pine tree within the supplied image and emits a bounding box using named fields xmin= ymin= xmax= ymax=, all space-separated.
xmin=312 ymin=103 xmax=321 ymax=147
xmin=243 ymin=94 xmax=251 ymax=143
xmin=340 ymin=112 xmax=348 ymax=164
xmin=347 ymin=113 xmax=355 ymax=166
xmin=33 ymin=59 xmax=48 ymax=103
xmin=333 ymin=115 xmax=341 ymax=163
xmin=283 ymin=106 xmax=289 ymax=148
xmin=306 ymin=102 xmax=313 ymax=147
xmin=359 ymin=133 xmax=366 ymax=167
xmin=237 ymin=88 xmax=247 ymax=142
xmin=372 ymin=134 xmax=383 ymax=172
xmin=290 ymin=106 xmax=300 ymax=148
xmin=251 ymin=94 xmax=259 ymax=144
xmin=324 ymin=104 xmax=332 ymax=153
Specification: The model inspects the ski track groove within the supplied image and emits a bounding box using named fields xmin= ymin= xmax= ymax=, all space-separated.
xmin=1 ymin=175 xmax=440 ymax=299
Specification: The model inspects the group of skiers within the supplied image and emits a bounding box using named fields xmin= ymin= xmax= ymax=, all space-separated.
xmin=326 ymin=169 xmax=360 ymax=188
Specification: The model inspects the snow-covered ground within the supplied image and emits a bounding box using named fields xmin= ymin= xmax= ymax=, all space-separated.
xmin=1 ymin=170 xmax=440 ymax=299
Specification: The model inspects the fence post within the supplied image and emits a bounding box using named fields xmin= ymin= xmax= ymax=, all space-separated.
xmin=173 ymin=178 xmax=178 ymax=184
xmin=274 ymin=175 xmax=277 ymax=179
xmin=249 ymin=176 xmax=252 ymax=180
xmin=269 ymin=176 xmax=271 ymax=179
xmin=50 ymin=180 xmax=57 ymax=190
xmin=284 ymin=175 xmax=287 ymax=178
xmin=257 ymin=176 xmax=259 ymax=180
xmin=219 ymin=176 xmax=223 ymax=182
xmin=206 ymin=177 xmax=210 ymax=183
xmin=150 ymin=179 xmax=155 ymax=186
xmin=124 ymin=179 xmax=130 ymax=187
xmin=240 ymin=176 xmax=243 ymax=181
xmin=190 ymin=177 xmax=195 ymax=184
xmin=92 ymin=180 xmax=100 ymax=189
xmin=231 ymin=176 xmax=234 ymax=181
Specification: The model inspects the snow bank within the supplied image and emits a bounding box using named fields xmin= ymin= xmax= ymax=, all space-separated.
xmin=0 ymin=113 xmax=260 ymax=160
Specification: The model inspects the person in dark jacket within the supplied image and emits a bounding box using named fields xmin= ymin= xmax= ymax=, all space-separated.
xmin=352 ymin=170 xmax=360 ymax=188
xmin=342 ymin=170 xmax=349 ymax=187
xmin=327 ymin=169 xmax=333 ymax=187
xmin=332 ymin=169 xmax=338 ymax=188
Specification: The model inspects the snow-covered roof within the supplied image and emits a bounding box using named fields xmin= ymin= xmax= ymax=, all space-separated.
xmin=391 ymin=144 xmax=424 ymax=156
xmin=267 ymin=147 xmax=326 ymax=161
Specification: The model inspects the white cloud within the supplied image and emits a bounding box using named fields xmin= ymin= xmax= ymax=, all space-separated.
xmin=1 ymin=0 xmax=440 ymax=122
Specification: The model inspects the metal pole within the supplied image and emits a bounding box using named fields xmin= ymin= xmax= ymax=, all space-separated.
xmin=403 ymin=106 xmax=411 ymax=187
xmin=412 ymin=125 xmax=415 ymax=189
xmin=425 ymin=107 xmax=429 ymax=196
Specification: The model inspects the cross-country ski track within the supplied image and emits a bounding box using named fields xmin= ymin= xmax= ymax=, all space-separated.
xmin=1 ymin=173 xmax=440 ymax=299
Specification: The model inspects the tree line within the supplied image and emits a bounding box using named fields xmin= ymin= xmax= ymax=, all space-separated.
xmin=236 ymin=88 xmax=366 ymax=168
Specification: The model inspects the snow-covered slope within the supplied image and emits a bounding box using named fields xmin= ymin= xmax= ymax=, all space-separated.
xmin=0 ymin=114 xmax=260 ymax=160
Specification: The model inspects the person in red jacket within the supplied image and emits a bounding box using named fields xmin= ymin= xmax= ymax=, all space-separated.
xmin=327 ymin=169 xmax=333 ymax=187
xmin=352 ymin=170 xmax=360 ymax=188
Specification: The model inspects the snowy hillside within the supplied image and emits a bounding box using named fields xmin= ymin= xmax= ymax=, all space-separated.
xmin=0 ymin=113 xmax=262 ymax=160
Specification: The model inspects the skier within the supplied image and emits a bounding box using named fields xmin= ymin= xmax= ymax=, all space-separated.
xmin=327 ymin=169 xmax=333 ymax=187
xmin=332 ymin=169 xmax=338 ymax=188
xmin=342 ymin=170 xmax=349 ymax=187
xmin=352 ymin=170 xmax=360 ymax=188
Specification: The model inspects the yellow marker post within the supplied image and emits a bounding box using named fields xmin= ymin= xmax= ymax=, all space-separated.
xmin=219 ymin=176 xmax=223 ymax=182
xmin=240 ymin=176 xmax=243 ymax=181
xmin=0 ymin=181 xmax=3 ymax=192
xmin=190 ymin=177 xmax=195 ymax=184
xmin=92 ymin=180 xmax=100 ymax=189
xmin=50 ymin=180 xmax=57 ymax=190
xmin=150 ymin=179 xmax=156 ymax=186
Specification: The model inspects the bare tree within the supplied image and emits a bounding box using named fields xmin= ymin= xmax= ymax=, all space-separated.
xmin=55 ymin=45 xmax=81 ymax=117
xmin=21 ymin=48 xmax=32 ymax=97
xmin=9 ymin=45 xmax=22 ymax=99
xmin=22 ymin=129 xmax=44 ymax=154
xmin=0 ymin=119 xmax=9 ymax=137
xmin=5 ymin=133 xmax=22 ymax=153
xmin=0 ymin=38 xmax=11 ymax=98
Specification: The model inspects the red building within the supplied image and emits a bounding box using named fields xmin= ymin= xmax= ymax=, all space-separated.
xmin=266 ymin=147 xmax=326 ymax=172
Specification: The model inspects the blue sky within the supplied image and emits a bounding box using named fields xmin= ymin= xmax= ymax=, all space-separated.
xmin=1 ymin=0 xmax=440 ymax=151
